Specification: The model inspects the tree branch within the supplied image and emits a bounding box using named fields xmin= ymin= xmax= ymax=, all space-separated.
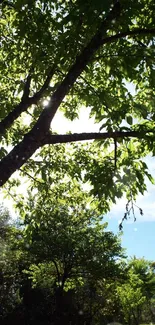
xmin=30 ymin=26 xmax=155 ymax=135
xmin=21 ymin=71 xmax=33 ymax=101
xmin=30 ymin=2 xmax=121 ymax=132
xmin=114 ymin=138 xmax=117 ymax=170
xmin=100 ymin=27 xmax=155 ymax=46
xmin=0 ymin=99 xmax=32 ymax=136
xmin=42 ymin=130 xmax=152 ymax=145
xmin=31 ymin=67 xmax=55 ymax=102
xmin=52 ymin=259 xmax=61 ymax=284
xmin=0 ymin=66 xmax=56 ymax=136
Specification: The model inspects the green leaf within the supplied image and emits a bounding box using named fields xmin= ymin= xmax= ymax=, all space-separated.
xmin=126 ymin=115 xmax=133 ymax=125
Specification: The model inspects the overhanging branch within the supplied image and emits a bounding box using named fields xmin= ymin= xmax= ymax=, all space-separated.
xmin=42 ymin=130 xmax=153 ymax=145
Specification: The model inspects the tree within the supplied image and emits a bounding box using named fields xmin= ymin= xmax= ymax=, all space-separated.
xmin=117 ymin=269 xmax=146 ymax=325
xmin=128 ymin=257 xmax=155 ymax=324
xmin=22 ymin=181 xmax=124 ymax=279
xmin=0 ymin=178 xmax=125 ymax=325
xmin=20 ymin=180 xmax=124 ymax=324
xmin=0 ymin=0 xmax=155 ymax=206
xmin=117 ymin=257 xmax=155 ymax=325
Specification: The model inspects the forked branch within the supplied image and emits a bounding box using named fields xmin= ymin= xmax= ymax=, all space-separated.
xmin=0 ymin=66 xmax=56 ymax=136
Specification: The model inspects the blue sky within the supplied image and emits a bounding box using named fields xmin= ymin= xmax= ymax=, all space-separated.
xmin=105 ymin=155 xmax=155 ymax=261
xmin=105 ymin=217 xmax=155 ymax=261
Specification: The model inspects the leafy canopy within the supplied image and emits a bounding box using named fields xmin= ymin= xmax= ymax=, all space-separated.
xmin=0 ymin=0 xmax=155 ymax=211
